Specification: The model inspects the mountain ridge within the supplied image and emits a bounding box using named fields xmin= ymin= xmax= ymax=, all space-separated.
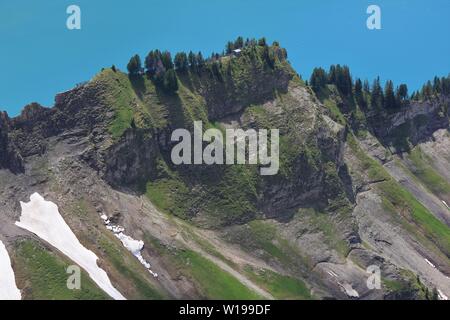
xmin=0 ymin=39 xmax=449 ymax=300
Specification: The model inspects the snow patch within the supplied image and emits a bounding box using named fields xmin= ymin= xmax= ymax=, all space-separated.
xmin=115 ymin=233 xmax=150 ymax=269
xmin=101 ymin=214 xmax=158 ymax=278
xmin=0 ymin=240 xmax=21 ymax=300
xmin=342 ymin=283 xmax=359 ymax=298
xmin=424 ymin=258 xmax=436 ymax=268
xmin=15 ymin=193 xmax=125 ymax=300
xmin=327 ymin=270 xmax=338 ymax=278
xmin=442 ymin=200 xmax=450 ymax=210
xmin=438 ymin=289 xmax=448 ymax=300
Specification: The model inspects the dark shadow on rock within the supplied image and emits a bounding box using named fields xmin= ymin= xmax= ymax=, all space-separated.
xmin=338 ymin=163 xmax=356 ymax=203
xmin=154 ymin=84 xmax=187 ymax=130
xmin=129 ymin=74 xmax=146 ymax=99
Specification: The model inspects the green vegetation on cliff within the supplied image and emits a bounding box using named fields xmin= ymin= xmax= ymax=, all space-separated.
xmin=407 ymin=147 xmax=450 ymax=197
xmin=347 ymin=134 xmax=450 ymax=257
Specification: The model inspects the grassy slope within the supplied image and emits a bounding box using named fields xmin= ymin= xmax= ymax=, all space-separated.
xmin=144 ymin=234 xmax=262 ymax=299
xmin=406 ymin=146 xmax=450 ymax=198
xmin=383 ymin=269 xmax=429 ymax=300
xmin=21 ymin=171 xmax=167 ymax=300
xmin=295 ymin=208 xmax=350 ymax=257
xmin=14 ymin=233 xmax=164 ymax=300
xmin=141 ymin=46 xmax=292 ymax=226
xmin=185 ymin=223 xmax=315 ymax=299
xmin=223 ymin=220 xmax=313 ymax=276
xmin=174 ymin=249 xmax=262 ymax=300
xmin=347 ymin=134 xmax=450 ymax=258
xmin=66 ymin=199 xmax=166 ymax=300
xmin=13 ymin=240 xmax=110 ymax=300
xmin=41 ymin=190 xmax=166 ymax=300
xmin=243 ymin=265 xmax=313 ymax=300
xmin=97 ymin=233 xmax=165 ymax=300
xmin=94 ymin=64 xmax=265 ymax=226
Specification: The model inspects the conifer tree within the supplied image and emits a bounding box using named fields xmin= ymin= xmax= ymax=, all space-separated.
xmin=397 ymin=84 xmax=408 ymax=100
xmin=384 ymin=80 xmax=397 ymax=109
xmin=163 ymin=69 xmax=178 ymax=92
xmin=310 ymin=67 xmax=327 ymax=93
xmin=363 ymin=79 xmax=370 ymax=93
xmin=174 ymin=52 xmax=188 ymax=72
xmin=433 ymin=76 xmax=442 ymax=93
xmin=226 ymin=41 xmax=234 ymax=54
xmin=421 ymin=80 xmax=433 ymax=98
xmin=234 ymin=36 xmax=244 ymax=49
xmin=145 ymin=50 xmax=163 ymax=75
xmin=127 ymin=54 xmax=142 ymax=75
xmin=196 ymin=52 xmax=205 ymax=72
xmin=258 ymin=37 xmax=267 ymax=46
xmin=355 ymin=78 xmax=366 ymax=108
xmin=371 ymin=77 xmax=384 ymax=109
xmin=161 ymin=51 xmax=174 ymax=70
xmin=328 ymin=65 xmax=337 ymax=84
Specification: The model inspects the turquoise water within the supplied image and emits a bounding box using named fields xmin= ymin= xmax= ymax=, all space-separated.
xmin=1 ymin=0 xmax=449 ymax=115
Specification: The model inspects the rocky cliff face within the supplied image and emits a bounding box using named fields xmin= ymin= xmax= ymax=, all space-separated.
xmin=0 ymin=43 xmax=449 ymax=300
xmin=366 ymin=95 xmax=449 ymax=152
xmin=104 ymin=129 xmax=159 ymax=187
xmin=0 ymin=111 xmax=23 ymax=173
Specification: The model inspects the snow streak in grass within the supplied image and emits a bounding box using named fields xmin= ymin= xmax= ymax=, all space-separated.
xmin=101 ymin=214 xmax=158 ymax=278
xmin=16 ymin=193 xmax=125 ymax=300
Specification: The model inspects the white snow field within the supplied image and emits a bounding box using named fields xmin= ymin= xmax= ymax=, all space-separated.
xmin=15 ymin=193 xmax=125 ymax=300
xmin=0 ymin=240 xmax=21 ymax=300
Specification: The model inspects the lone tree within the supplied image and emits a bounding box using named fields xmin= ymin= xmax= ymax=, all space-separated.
xmin=127 ymin=54 xmax=142 ymax=75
